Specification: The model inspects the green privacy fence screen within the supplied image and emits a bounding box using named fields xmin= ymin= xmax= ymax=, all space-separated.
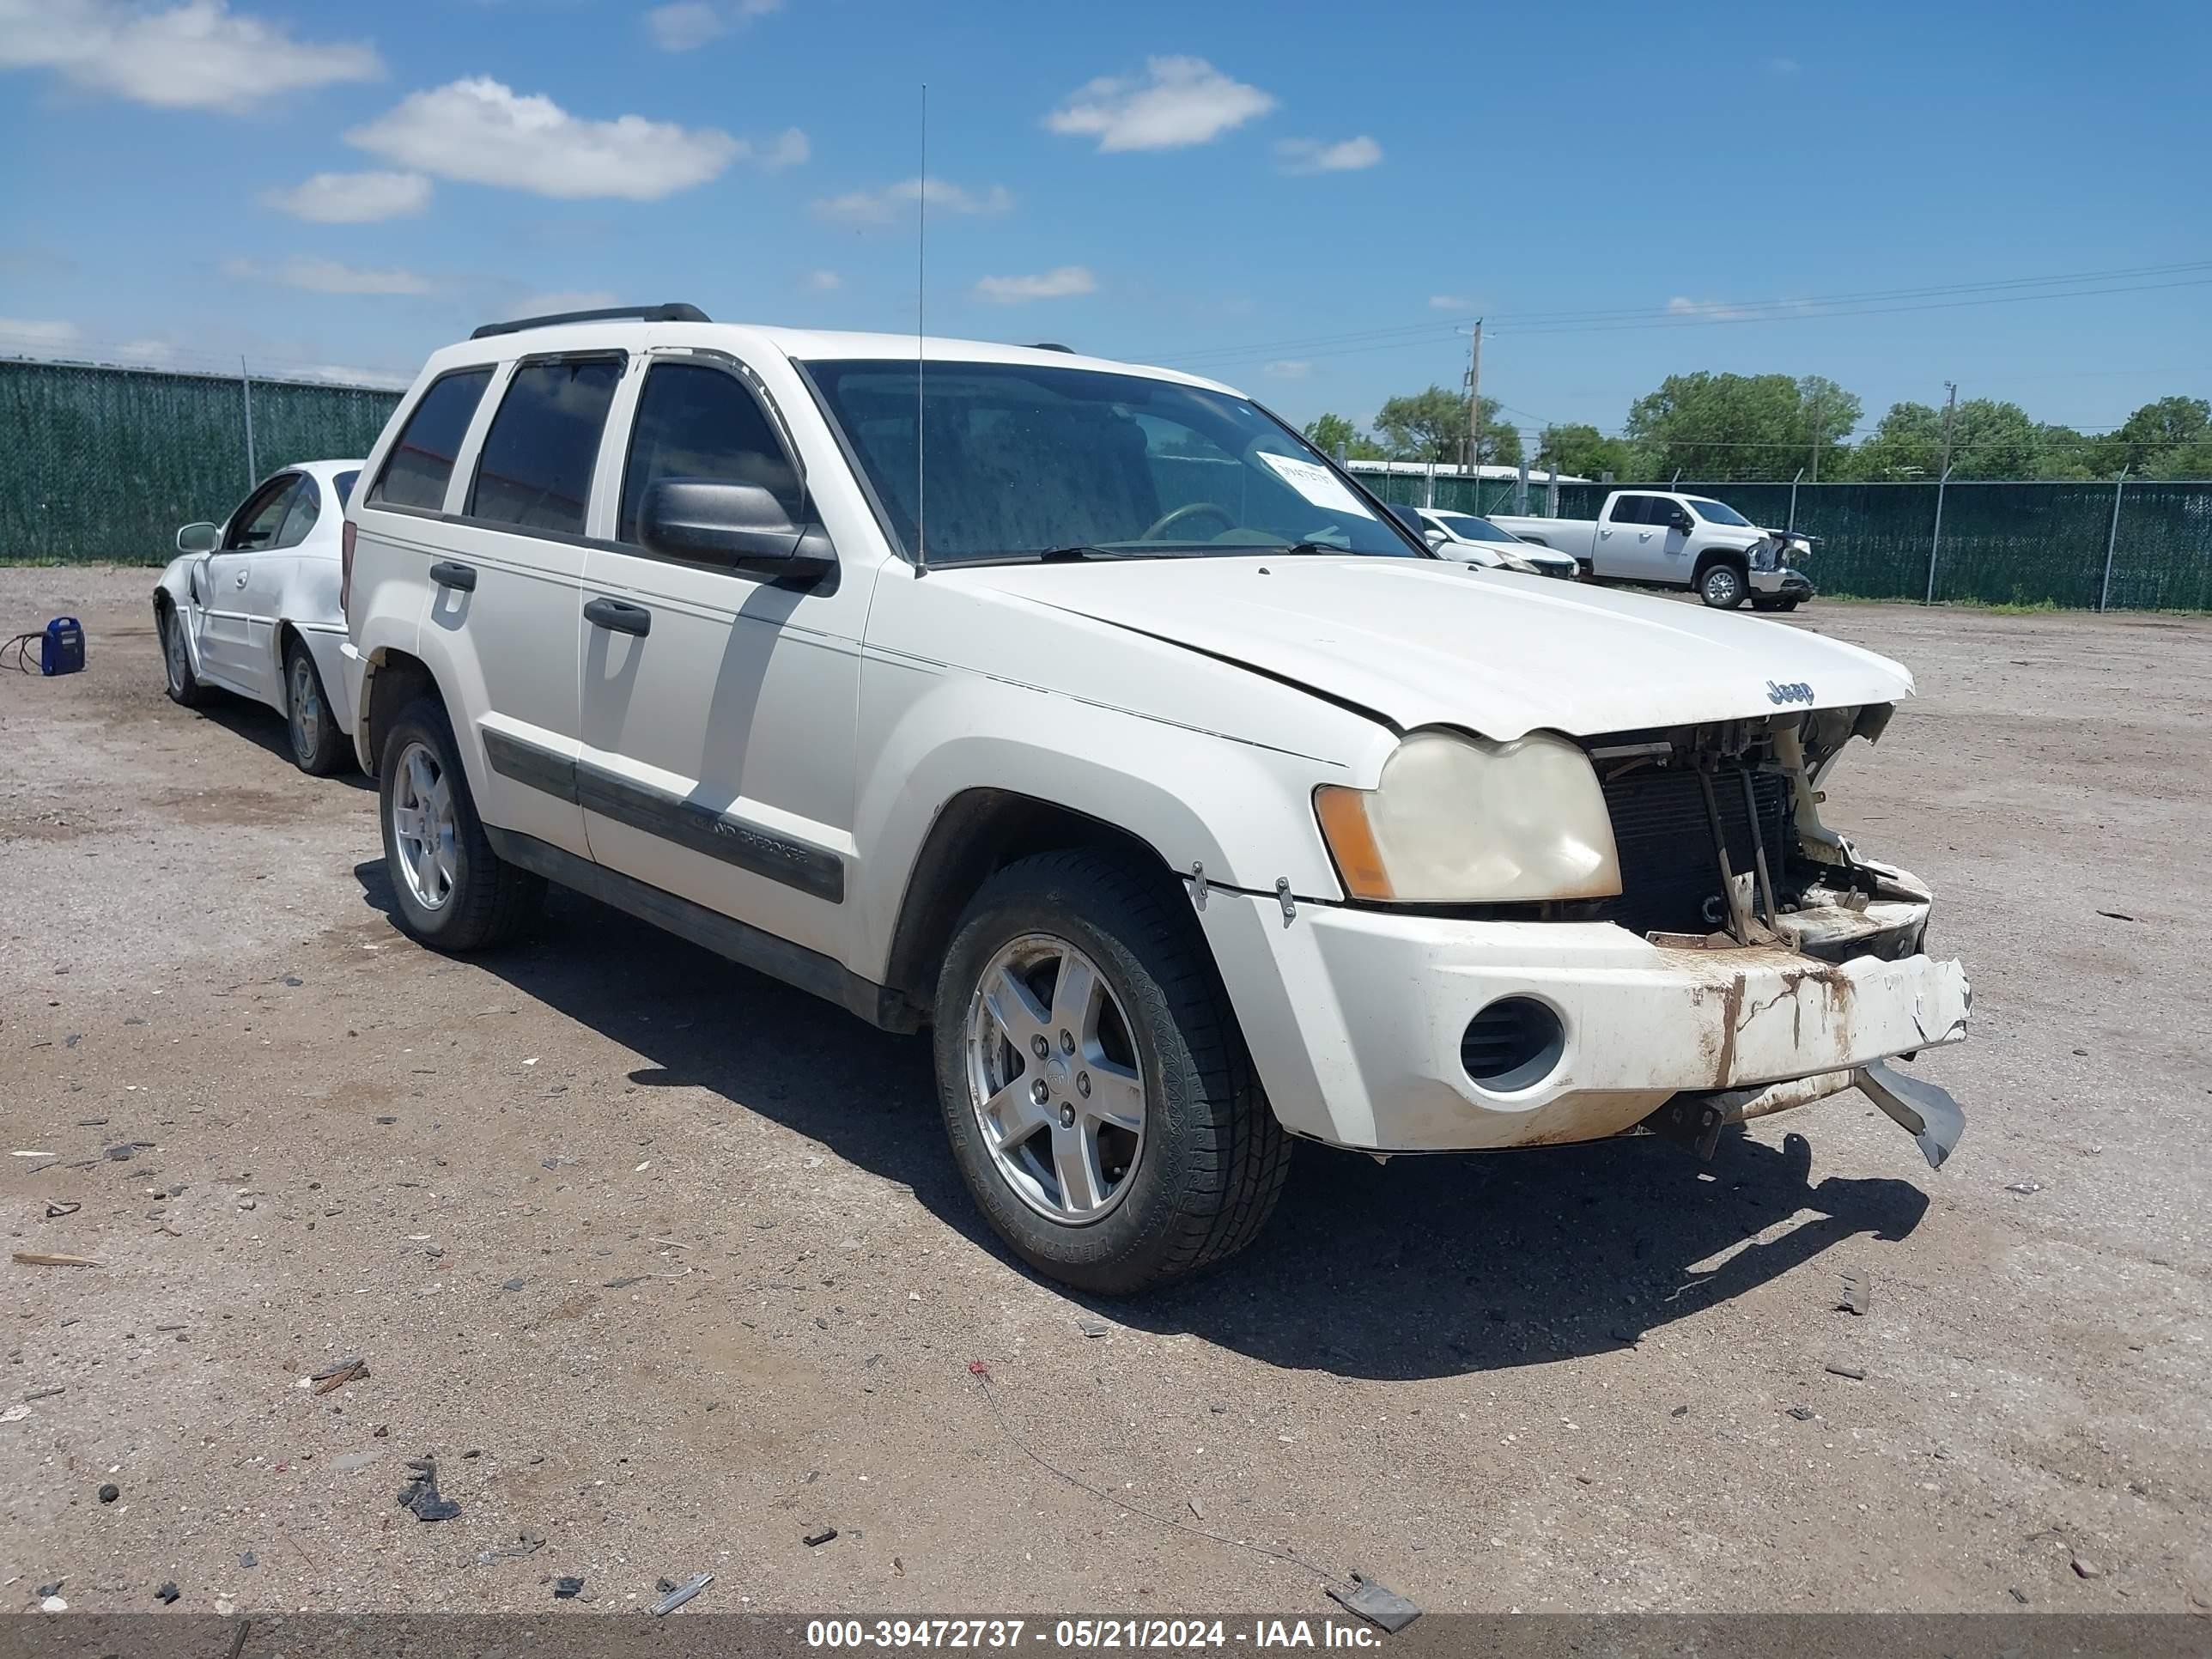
xmin=0 ymin=359 xmax=401 ymax=564
xmin=5 ymin=359 xmax=2208 ymax=609
xmin=1349 ymin=465 xmax=2212 ymax=610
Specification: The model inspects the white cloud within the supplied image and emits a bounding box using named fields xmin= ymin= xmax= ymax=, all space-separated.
xmin=1274 ymin=135 xmax=1382 ymax=174
xmin=260 ymin=170 xmax=432 ymax=224
xmin=1261 ymin=360 xmax=1310 ymax=379
xmin=0 ymin=0 xmax=380 ymax=113
xmin=225 ymin=256 xmax=434 ymax=295
xmin=1666 ymin=295 xmax=1753 ymax=320
xmin=647 ymin=2 xmax=722 ymax=49
xmin=347 ymin=77 xmax=778 ymax=200
xmin=0 ymin=318 xmax=81 ymax=351
xmin=805 ymin=269 xmax=842 ymax=292
xmin=116 ymin=338 xmax=176 ymax=363
xmin=811 ymin=176 xmax=1013 ymax=227
xmin=646 ymin=0 xmax=782 ymax=51
xmin=974 ymin=266 xmax=1097 ymax=305
xmin=1430 ymin=295 xmax=1477 ymax=312
xmin=1046 ymin=56 xmax=1274 ymax=152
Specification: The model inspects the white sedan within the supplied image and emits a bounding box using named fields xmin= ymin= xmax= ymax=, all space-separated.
xmin=1391 ymin=504 xmax=1581 ymax=580
xmin=152 ymin=459 xmax=363 ymax=774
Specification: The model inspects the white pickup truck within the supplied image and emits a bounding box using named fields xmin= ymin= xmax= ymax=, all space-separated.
xmin=1491 ymin=489 xmax=1814 ymax=611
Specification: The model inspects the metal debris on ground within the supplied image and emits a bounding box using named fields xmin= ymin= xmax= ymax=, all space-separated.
xmin=155 ymin=1582 xmax=179 ymax=1604
xmin=105 ymin=1144 xmax=135 ymax=1161
xmin=651 ymin=1571 xmax=713 ymax=1615
xmin=2095 ymin=910 xmax=2136 ymax=922
xmin=13 ymin=1250 xmax=102 ymax=1267
xmin=1325 ymin=1571 xmax=1422 ymax=1633
xmin=1825 ymin=1363 xmax=1868 ymax=1381
xmin=1838 ymin=1271 xmax=1871 ymax=1316
xmin=1078 ymin=1320 xmax=1109 ymax=1338
xmin=240 ymin=1552 xmax=257 ymax=1568
xmin=98 ymin=1482 xmax=119 ymax=1502
xmin=36 ymin=1580 xmax=62 ymax=1598
xmin=24 ymin=1386 xmax=64 ymax=1401
xmin=1188 ymin=1497 xmax=1206 ymax=1520
xmin=804 ymin=1525 xmax=838 ymax=1547
xmin=2072 ymin=1555 xmax=2105 ymax=1579
xmin=311 ymin=1356 xmax=368 ymax=1394
xmin=552 ymin=1577 xmax=584 ymax=1599
xmin=397 ymin=1457 xmax=461 ymax=1522
xmin=2006 ymin=1181 xmax=2044 ymax=1194
xmin=45 ymin=1200 xmax=82 ymax=1218
xmin=1787 ymin=1406 xmax=1817 ymax=1421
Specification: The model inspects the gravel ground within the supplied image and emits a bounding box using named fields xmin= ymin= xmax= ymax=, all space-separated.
xmin=3 ymin=565 xmax=2208 ymax=1620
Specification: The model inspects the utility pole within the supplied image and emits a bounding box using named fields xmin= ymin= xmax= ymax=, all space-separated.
xmin=1937 ymin=381 xmax=1958 ymax=477
xmin=1808 ymin=386 xmax=1822 ymax=483
xmin=1462 ymin=320 xmax=1483 ymax=484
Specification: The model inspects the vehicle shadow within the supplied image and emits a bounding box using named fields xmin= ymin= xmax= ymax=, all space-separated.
xmin=206 ymin=698 xmax=372 ymax=789
xmin=356 ymin=867 xmax=1928 ymax=1382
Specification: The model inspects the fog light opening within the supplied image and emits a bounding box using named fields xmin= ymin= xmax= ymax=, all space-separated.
xmin=1461 ymin=996 xmax=1565 ymax=1093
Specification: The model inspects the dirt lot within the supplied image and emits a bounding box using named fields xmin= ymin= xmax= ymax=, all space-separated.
xmin=3 ymin=565 xmax=2208 ymax=1620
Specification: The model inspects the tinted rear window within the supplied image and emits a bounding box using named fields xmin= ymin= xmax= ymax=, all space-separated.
xmin=469 ymin=357 xmax=624 ymax=536
xmin=370 ymin=369 xmax=492 ymax=512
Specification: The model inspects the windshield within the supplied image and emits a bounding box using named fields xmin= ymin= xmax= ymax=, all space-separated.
xmin=1686 ymin=496 xmax=1752 ymax=526
xmin=802 ymin=359 xmax=1421 ymax=564
xmin=1433 ymin=512 xmax=1515 ymax=543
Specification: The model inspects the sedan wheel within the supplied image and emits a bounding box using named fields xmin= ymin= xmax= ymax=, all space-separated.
xmin=964 ymin=933 xmax=1147 ymax=1224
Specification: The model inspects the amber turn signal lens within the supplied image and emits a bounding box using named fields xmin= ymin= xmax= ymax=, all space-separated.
xmin=1314 ymin=786 xmax=1395 ymax=902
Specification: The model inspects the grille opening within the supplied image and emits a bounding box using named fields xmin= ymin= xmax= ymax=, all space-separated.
xmin=1461 ymin=997 xmax=1565 ymax=1093
xmin=1593 ymin=759 xmax=1790 ymax=938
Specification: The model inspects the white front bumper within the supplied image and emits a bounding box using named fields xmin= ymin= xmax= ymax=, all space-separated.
xmin=1200 ymin=890 xmax=1969 ymax=1153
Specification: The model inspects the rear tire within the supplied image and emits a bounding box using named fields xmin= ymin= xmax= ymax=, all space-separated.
xmin=158 ymin=604 xmax=211 ymax=708
xmin=933 ymin=850 xmax=1290 ymax=1295
xmin=283 ymin=636 xmax=349 ymax=775
xmin=378 ymin=696 xmax=543 ymax=951
xmin=1699 ymin=562 xmax=1748 ymax=609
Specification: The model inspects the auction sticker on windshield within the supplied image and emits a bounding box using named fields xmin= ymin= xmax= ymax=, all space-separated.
xmin=1256 ymin=451 xmax=1376 ymax=518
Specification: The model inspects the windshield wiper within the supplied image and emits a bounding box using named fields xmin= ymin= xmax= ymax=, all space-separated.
xmin=1036 ymin=544 xmax=1144 ymax=562
xmin=1273 ymin=539 xmax=1354 ymax=556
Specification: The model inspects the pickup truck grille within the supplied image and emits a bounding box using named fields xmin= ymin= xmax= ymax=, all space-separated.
xmin=1595 ymin=762 xmax=1790 ymax=937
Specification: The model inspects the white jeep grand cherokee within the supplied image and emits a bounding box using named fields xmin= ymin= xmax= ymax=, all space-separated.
xmin=341 ymin=304 xmax=1971 ymax=1294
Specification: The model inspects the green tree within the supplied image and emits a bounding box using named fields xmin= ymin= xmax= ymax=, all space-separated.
xmin=1848 ymin=400 xmax=1943 ymax=479
xmin=1845 ymin=397 xmax=2045 ymax=480
xmin=2094 ymin=396 xmax=2212 ymax=478
xmin=1302 ymin=411 xmax=1384 ymax=460
xmin=1535 ymin=422 xmax=1638 ymax=481
xmin=1374 ymin=386 xmax=1522 ymax=467
xmin=1623 ymin=372 xmax=1860 ymax=482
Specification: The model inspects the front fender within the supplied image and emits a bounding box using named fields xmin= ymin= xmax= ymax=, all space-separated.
xmin=846 ymin=646 xmax=1394 ymax=983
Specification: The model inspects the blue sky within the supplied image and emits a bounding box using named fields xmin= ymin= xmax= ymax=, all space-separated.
xmin=2 ymin=0 xmax=2207 ymax=442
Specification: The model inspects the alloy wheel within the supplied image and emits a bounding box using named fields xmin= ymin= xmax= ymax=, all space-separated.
xmin=963 ymin=933 xmax=1147 ymax=1225
xmin=389 ymin=738 xmax=459 ymax=911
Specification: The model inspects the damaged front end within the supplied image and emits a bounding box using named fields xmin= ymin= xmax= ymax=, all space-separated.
xmin=1577 ymin=705 xmax=1971 ymax=1166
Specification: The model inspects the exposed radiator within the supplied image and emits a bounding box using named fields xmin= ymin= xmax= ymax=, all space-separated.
xmin=1595 ymin=762 xmax=1790 ymax=938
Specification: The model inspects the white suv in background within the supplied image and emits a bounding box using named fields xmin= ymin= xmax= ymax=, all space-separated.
xmin=341 ymin=304 xmax=1971 ymax=1294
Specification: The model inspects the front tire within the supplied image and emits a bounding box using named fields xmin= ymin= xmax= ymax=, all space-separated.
xmin=378 ymin=696 xmax=543 ymax=951
xmin=1699 ymin=562 xmax=1747 ymax=609
xmin=283 ymin=636 xmax=349 ymax=775
xmin=159 ymin=605 xmax=211 ymax=708
xmin=933 ymin=851 xmax=1290 ymax=1295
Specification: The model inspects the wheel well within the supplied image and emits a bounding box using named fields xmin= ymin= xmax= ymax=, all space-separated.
xmin=1693 ymin=548 xmax=1748 ymax=581
xmin=363 ymin=649 xmax=439 ymax=776
xmin=882 ymin=790 xmax=1182 ymax=1012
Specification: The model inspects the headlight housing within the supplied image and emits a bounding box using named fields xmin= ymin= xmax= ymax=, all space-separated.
xmin=1314 ymin=728 xmax=1622 ymax=904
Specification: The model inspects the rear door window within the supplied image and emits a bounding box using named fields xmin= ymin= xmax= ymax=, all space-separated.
xmin=370 ymin=368 xmax=493 ymax=512
xmin=469 ymin=356 xmax=625 ymax=536
xmin=275 ymin=475 xmax=321 ymax=546
xmin=1608 ymin=495 xmax=1654 ymax=526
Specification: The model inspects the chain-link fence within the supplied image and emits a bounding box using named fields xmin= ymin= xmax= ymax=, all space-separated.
xmin=0 ymin=358 xmax=402 ymax=564
xmin=1352 ymin=465 xmax=2212 ymax=609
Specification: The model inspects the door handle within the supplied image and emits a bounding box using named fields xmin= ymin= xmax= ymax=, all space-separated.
xmin=429 ymin=561 xmax=477 ymax=592
xmin=234 ymin=570 xmax=250 ymax=587
xmin=585 ymin=597 xmax=652 ymax=638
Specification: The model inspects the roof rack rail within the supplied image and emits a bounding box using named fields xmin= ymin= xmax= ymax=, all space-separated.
xmin=1029 ymin=342 xmax=1074 ymax=353
xmin=470 ymin=302 xmax=710 ymax=341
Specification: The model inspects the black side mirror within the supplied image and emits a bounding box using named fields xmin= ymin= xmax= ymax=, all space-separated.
xmin=640 ymin=480 xmax=832 ymax=579
xmin=1669 ymin=510 xmax=1692 ymax=530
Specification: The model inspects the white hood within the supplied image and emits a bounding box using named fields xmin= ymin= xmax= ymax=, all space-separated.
xmin=948 ymin=555 xmax=1911 ymax=739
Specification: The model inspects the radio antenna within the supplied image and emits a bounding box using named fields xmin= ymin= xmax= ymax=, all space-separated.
xmin=914 ymin=82 xmax=928 ymax=576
